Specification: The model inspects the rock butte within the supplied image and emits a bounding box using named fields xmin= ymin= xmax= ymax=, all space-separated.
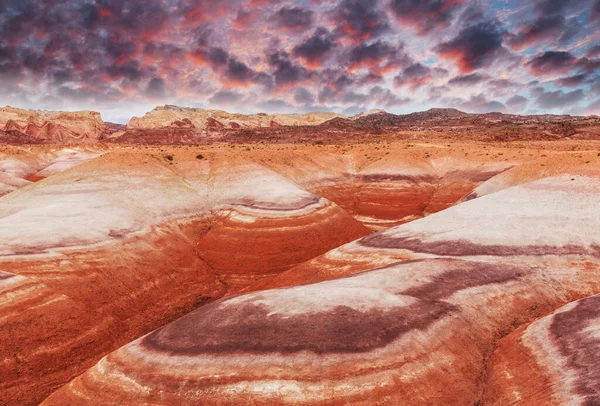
xmin=0 ymin=106 xmax=110 ymax=143
xmin=40 ymin=155 xmax=600 ymax=405
xmin=126 ymin=105 xmax=345 ymax=130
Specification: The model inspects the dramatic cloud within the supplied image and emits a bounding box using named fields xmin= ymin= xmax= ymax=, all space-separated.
xmin=506 ymin=95 xmax=528 ymax=111
xmin=268 ymin=50 xmax=310 ymax=88
xmin=272 ymin=6 xmax=314 ymax=31
xmin=436 ymin=20 xmax=506 ymax=73
xmin=330 ymin=0 xmax=390 ymax=43
xmin=293 ymin=28 xmax=336 ymax=67
xmin=555 ymin=74 xmax=588 ymax=87
xmin=389 ymin=0 xmax=466 ymax=34
xmin=347 ymin=41 xmax=410 ymax=73
xmin=448 ymin=73 xmax=489 ymax=86
xmin=508 ymin=0 xmax=586 ymax=50
xmin=531 ymin=87 xmax=586 ymax=110
xmin=394 ymin=63 xmax=432 ymax=89
xmin=459 ymin=93 xmax=505 ymax=113
xmin=527 ymin=51 xmax=571 ymax=75
xmin=0 ymin=0 xmax=596 ymax=120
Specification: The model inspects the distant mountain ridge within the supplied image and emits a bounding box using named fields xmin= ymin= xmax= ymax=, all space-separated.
xmin=0 ymin=106 xmax=110 ymax=143
xmin=126 ymin=105 xmax=344 ymax=130
xmin=0 ymin=105 xmax=597 ymax=144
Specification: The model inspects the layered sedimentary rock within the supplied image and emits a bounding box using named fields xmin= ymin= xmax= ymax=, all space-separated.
xmin=127 ymin=105 xmax=343 ymax=130
xmin=253 ymin=146 xmax=516 ymax=230
xmin=44 ymin=173 xmax=600 ymax=405
xmin=0 ymin=147 xmax=102 ymax=196
xmin=484 ymin=293 xmax=600 ymax=405
xmin=0 ymin=151 xmax=368 ymax=405
xmin=0 ymin=106 xmax=110 ymax=143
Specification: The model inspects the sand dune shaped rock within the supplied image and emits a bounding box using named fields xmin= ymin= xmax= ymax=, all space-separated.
xmin=0 ymin=147 xmax=102 ymax=196
xmin=485 ymin=292 xmax=600 ymax=405
xmin=0 ymin=150 xmax=368 ymax=405
xmin=43 ymin=173 xmax=600 ymax=405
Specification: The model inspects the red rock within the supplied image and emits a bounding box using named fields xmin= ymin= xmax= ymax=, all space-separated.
xmin=42 ymin=172 xmax=600 ymax=405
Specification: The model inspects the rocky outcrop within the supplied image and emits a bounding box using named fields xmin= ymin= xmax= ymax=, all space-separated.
xmin=0 ymin=150 xmax=368 ymax=405
xmin=485 ymin=293 xmax=600 ymax=405
xmin=0 ymin=147 xmax=102 ymax=196
xmin=126 ymin=105 xmax=343 ymax=131
xmin=42 ymin=171 xmax=600 ymax=405
xmin=0 ymin=106 xmax=110 ymax=143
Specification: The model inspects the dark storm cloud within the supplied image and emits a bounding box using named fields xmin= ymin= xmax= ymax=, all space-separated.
xmin=526 ymin=51 xmax=575 ymax=75
xmin=293 ymin=28 xmax=336 ymax=67
xmin=369 ymin=86 xmax=411 ymax=107
xmin=436 ymin=20 xmax=506 ymax=73
xmin=509 ymin=0 xmax=586 ymax=50
xmin=389 ymin=0 xmax=466 ymax=34
xmin=506 ymin=95 xmax=528 ymax=110
xmin=531 ymin=86 xmax=585 ymax=109
xmin=194 ymin=46 xmax=264 ymax=87
xmin=357 ymin=71 xmax=384 ymax=85
xmin=348 ymin=40 xmax=411 ymax=73
xmin=448 ymin=73 xmax=489 ymax=86
xmin=588 ymin=46 xmax=600 ymax=58
xmin=331 ymin=0 xmax=390 ymax=43
xmin=272 ymin=6 xmax=314 ymax=31
xmin=534 ymin=0 xmax=579 ymax=15
xmin=394 ymin=63 xmax=432 ymax=88
xmin=525 ymin=51 xmax=590 ymax=75
xmin=145 ymin=77 xmax=166 ymax=98
xmin=555 ymin=74 xmax=588 ymax=87
xmin=294 ymin=87 xmax=316 ymax=104
xmin=509 ymin=15 xmax=567 ymax=50
xmin=268 ymin=50 xmax=310 ymax=88
xmin=209 ymin=89 xmax=244 ymax=105
xmin=460 ymin=93 xmax=505 ymax=112
xmin=593 ymin=0 xmax=600 ymax=20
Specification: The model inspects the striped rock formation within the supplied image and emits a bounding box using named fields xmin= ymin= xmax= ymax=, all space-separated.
xmin=0 ymin=147 xmax=102 ymax=196
xmin=484 ymin=293 xmax=600 ymax=405
xmin=43 ymin=173 xmax=600 ymax=405
xmin=127 ymin=105 xmax=343 ymax=130
xmin=253 ymin=146 xmax=516 ymax=230
xmin=0 ymin=150 xmax=368 ymax=405
xmin=0 ymin=106 xmax=110 ymax=143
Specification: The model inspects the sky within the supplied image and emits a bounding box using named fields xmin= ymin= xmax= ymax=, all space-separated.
xmin=0 ymin=0 xmax=599 ymax=123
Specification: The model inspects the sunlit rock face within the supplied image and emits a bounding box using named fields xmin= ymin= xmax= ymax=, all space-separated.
xmin=485 ymin=293 xmax=600 ymax=405
xmin=0 ymin=147 xmax=102 ymax=196
xmin=0 ymin=107 xmax=110 ymax=143
xmin=0 ymin=150 xmax=369 ymax=405
xmin=248 ymin=147 xmax=517 ymax=231
xmin=42 ymin=173 xmax=600 ymax=405
xmin=127 ymin=105 xmax=344 ymax=130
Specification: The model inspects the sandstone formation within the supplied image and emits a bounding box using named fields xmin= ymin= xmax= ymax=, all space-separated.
xmin=0 ymin=106 xmax=110 ymax=143
xmin=0 ymin=149 xmax=368 ymax=405
xmin=127 ymin=105 xmax=343 ymax=130
xmin=0 ymin=146 xmax=102 ymax=196
xmin=43 ymin=169 xmax=600 ymax=405
xmin=484 ymin=293 xmax=600 ymax=405
xmin=251 ymin=146 xmax=517 ymax=230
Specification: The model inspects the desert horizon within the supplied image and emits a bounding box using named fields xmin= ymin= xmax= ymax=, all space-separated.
xmin=2 ymin=0 xmax=600 ymax=405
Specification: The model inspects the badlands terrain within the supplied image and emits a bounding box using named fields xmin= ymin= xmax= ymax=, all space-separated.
xmin=2 ymin=106 xmax=600 ymax=405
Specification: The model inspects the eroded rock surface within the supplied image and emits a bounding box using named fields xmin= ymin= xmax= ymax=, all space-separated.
xmin=43 ymin=172 xmax=600 ymax=405
xmin=0 ymin=150 xmax=368 ymax=405
xmin=0 ymin=106 xmax=110 ymax=143
xmin=127 ymin=105 xmax=343 ymax=130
